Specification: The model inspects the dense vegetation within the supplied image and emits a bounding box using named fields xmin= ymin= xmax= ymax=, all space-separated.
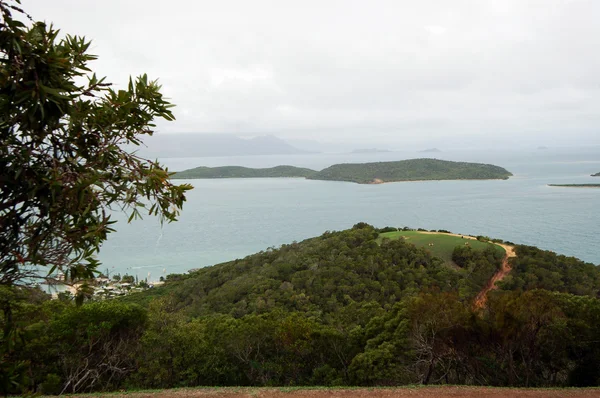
xmin=170 ymin=159 xmax=512 ymax=184
xmin=377 ymin=230 xmax=505 ymax=266
xmin=3 ymin=224 xmax=600 ymax=395
xmin=0 ymin=1 xmax=192 ymax=394
xmin=307 ymin=159 xmax=512 ymax=184
xmin=172 ymin=165 xmax=317 ymax=179
xmin=548 ymin=184 xmax=600 ymax=188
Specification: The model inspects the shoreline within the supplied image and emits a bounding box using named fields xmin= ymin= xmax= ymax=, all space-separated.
xmin=175 ymin=176 xmax=512 ymax=184
xmin=548 ymin=184 xmax=600 ymax=188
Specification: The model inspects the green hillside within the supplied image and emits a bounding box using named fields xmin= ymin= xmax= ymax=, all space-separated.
xmin=307 ymin=158 xmax=512 ymax=184
xmin=6 ymin=224 xmax=600 ymax=394
xmin=171 ymin=165 xmax=317 ymax=179
xmin=378 ymin=230 xmax=504 ymax=266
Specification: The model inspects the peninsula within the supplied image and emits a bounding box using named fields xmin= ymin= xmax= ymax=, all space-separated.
xmin=592 ymin=172 xmax=600 ymax=177
xmin=548 ymin=184 xmax=600 ymax=188
xmin=307 ymin=158 xmax=512 ymax=184
xmin=106 ymin=224 xmax=600 ymax=391
xmin=171 ymin=165 xmax=316 ymax=179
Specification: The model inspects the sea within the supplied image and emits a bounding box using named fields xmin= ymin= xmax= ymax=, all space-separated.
xmin=97 ymin=147 xmax=600 ymax=281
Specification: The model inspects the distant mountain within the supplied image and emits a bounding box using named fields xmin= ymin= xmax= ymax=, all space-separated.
xmin=351 ymin=148 xmax=391 ymax=154
xmin=134 ymin=134 xmax=311 ymax=158
xmin=537 ymin=146 xmax=549 ymax=150
xmin=419 ymin=148 xmax=442 ymax=153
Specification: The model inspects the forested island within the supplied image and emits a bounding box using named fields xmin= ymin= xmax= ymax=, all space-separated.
xmin=592 ymin=172 xmax=600 ymax=177
xmin=173 ymin=159 xmax=512 ymax=184
xmin=548 ymin=184 xmax=600 ymax=188
xmin=171 ymin=165 xmax=316 ymax=179
xmin=351 ymin=148 xmax=391 ymax=154
xmin=307 ymin=158 xmax=512 ymax=183
xmin=8 ymin=224 xmax=600 ymax=394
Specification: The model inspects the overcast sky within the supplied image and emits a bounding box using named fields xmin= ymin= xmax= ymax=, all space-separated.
xmin=25 ymin=0 xmax=600 ymax=148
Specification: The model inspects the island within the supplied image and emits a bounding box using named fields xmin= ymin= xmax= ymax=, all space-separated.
xmin=419 ymin=147 xmax=442 ymax=153
xmin=548 ymin=184 xmax=600 ymax=188
xmin=350 ymin=148 xmax=391 ymax=154
xmin=592 ymin=172 xmax=600 ymax=177
xmin=172 ymin=159 xmax=512 ymax=184
xmin=307 ymin=158 xmax=512 ymax=184
xmin=171 ymin=165 xmax=317 ymax=179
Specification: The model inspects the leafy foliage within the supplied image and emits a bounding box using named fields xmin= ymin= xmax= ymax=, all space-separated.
xmin=2 ymin=224 xmax=600 ymax=393
xmin=132 ymin=224 xmax=474 ymax=317
xmin=0 ymin=1 xmax=191 ymax=393
xmin=498 ymin=245 xmax=600 ymax=296
xmin=0 ymin=0 xmax=192 ymax=286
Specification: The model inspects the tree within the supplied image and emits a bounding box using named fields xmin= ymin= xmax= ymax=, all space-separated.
xmin=0 ymin=0 xmax=192 ymax=289
xmin=0 ymin=3 xmax=192 ymax=391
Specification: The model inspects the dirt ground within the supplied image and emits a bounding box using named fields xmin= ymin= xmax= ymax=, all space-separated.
xmin=60 ymin=386 xmax=600 ymax=398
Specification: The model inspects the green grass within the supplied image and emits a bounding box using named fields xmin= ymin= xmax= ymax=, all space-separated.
xmin=378 ymin=231 xmax=505 ymax=265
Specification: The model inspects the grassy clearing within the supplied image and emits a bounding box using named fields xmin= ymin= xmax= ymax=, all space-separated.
xmin=378 ymin=231 xmax=505 ymax=265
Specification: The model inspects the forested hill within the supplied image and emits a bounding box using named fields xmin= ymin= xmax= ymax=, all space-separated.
xmin=171 ymin=165 xmax=317 ymax=179
xmin=171 ymin=159 xmax=512 ymax=183
xmin=8 ymin=224 xmax=600 ymax=394
xmin=129 ymin=224 xmax=599 ymax=315
xmin=307 ymin=158 xmax=512 ymax=184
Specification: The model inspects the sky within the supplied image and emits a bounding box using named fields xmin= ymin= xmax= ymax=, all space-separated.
xmin=24 ymin=0 xmax=600 ymax=149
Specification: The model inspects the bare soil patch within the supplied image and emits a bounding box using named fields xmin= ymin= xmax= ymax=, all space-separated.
xmin=59 ymin=386 xmax=600 ymax=398
xmin=473 ymin=242 xmax=516 ymax=309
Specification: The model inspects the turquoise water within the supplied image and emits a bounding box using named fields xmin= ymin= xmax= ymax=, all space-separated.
xmin=98 ymin=147 xmax=600 ymax=280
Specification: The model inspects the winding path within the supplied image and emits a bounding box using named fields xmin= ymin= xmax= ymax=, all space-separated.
xmin=473 ymin=242 xmax=516 ymax=309
xmin=419 ymin=231 xmax=517 ymax=308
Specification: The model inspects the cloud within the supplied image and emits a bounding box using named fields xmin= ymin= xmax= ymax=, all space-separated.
xmin=424 ymin=25 xmax=447 ymax=35
xmin=25 ymin=0 xmax=600 ymax=146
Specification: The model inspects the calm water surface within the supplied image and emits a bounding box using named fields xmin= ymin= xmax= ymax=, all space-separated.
xmin=98 ymin=148 xmax=600 ymax=280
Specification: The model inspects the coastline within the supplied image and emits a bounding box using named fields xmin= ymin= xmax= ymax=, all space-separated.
xmin=548 ymin=184 xmax=600 ymax=188
xmin=175 ymin=176 xmax=511 ymax=184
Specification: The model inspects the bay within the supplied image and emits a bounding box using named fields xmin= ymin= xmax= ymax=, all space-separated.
xmin=98 ymin=147 xmax=600 ymax=281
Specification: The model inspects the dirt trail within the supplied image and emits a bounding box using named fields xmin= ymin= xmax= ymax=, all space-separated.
xmin=473 ymin=242 xmax=516 ymax=309
xmin=64 ymin=386 xmax=600 ymax=398
xmin=418 ymin=231 xmax=517 ymax=309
